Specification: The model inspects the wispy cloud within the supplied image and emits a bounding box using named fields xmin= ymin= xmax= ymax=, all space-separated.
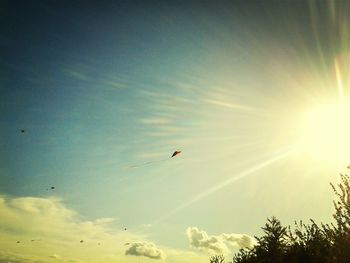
xmin=140 ymin=117 xmax=173 ymax=125
xmin=0 ymin=250 xmax=84 ymax=263
xmin=103 ymin=80 xmax=127 ymax=89
xmin=63 ymin=68 xmax=90 ymax=81
xmin=203 ymin=98 xmax=253 ymax=111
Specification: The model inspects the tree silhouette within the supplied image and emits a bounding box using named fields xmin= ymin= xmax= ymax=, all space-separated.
xmin=224 ymin=174 xmax=350 ymax=263
xmin=210 ymin=254 xmax=225 ymax=263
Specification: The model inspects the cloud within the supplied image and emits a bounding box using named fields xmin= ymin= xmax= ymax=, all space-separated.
xmin=0 ymin=195 xmax=208 ymax=263
xmin=125 ymin=241 xmax=165 ymax=260
xmin=0 ymin=195 xmax=151 ymax=263
xmin=103 ymin=80 xmax=127 ymax=89
xmin=186 ymin=227 xmax=256 ymax=255
xmin=63 ymin=69 xmax=90 ymax=81
xmin=222 ymin=234 xmax=257 ymax=249
xmin=49 ymin=254 xmax=61 ymax=259
xmin=186 ymin=227 xmax=229 ymax=254
xmin=203 ymin=98 xmax=253 ymax=111
xmin=140 ymin=117 xmax=173 ymax=125
xmin=0 ymin=250 xmax=71 ymax=263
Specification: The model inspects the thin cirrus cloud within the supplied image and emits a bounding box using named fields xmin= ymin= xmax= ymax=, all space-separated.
xmin=203 ymin=98 xmax=253 ymax=111
xmin=140 ymin=117 xmax=173 ymax=125
xmin=186 ymin=227 xmax=256 ymax=255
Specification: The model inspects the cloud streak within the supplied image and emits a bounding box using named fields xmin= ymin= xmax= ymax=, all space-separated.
xmin=203 ymin=98 xmax=253 ymax=111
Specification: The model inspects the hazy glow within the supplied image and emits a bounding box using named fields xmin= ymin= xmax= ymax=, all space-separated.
xmin=302 ymin=99 xmax=350 ymax=162
xmin=155 ymin=148 xmax=297 ymax=224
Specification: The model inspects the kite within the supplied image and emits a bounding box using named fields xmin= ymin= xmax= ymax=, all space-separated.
xmin=171 ymin=151 xmax=181 ymax=158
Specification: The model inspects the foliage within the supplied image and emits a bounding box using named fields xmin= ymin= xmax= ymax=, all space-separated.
xmin=210 ymin=254 xmax=225 ymax=263
xmin=209 ymin=174 xmax=350 ymax=263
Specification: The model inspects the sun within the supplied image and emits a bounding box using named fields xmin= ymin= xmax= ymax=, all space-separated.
xmin=301 ymin=99 xmax=350 ymax=163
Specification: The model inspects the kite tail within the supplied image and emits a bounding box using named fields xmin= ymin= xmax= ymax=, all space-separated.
xmin=126 ymin=157 xmax=170 ymax=169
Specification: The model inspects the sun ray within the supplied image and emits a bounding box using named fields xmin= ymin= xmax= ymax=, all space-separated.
xmin=334 ymin=58 xmax=345 ymax=102
xmin=154 ymin=148 xmax=297 ymax=224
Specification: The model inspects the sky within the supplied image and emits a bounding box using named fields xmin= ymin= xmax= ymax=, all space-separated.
xmin=1 ymin=0 xmax=350 ymax=262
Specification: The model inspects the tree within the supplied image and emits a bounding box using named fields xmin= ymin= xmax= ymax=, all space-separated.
xmin=210 ymin=254 xmax=225 ymax=263
xmin=230 ymin=174 xmax=350 ymax=263
xmin=329 ymin=174 xmax=350 ymax=262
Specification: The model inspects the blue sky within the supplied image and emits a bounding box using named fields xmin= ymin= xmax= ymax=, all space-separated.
xmin=1 ymin=1 xmax=350 ymax=262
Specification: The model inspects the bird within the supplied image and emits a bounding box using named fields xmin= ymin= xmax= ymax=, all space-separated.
xmin=20 ymin=129 xmax=25 ymax=133
xmin=80 ymin=240 xmax=84 ymax=243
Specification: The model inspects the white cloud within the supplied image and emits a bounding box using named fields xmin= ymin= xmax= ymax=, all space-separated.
xmin=125 ymin=241 xmax=165 ymax=260
xmin=0 ymin=195 xmax=207 ymax=263
xmin=222 ymin=234 xmax=257 ymax=249
xmin=186 ymin=227 xmax=256 ymax=255
xmin=186 ymin=227 xmax=229 ymax=254
xmin=0 ymin=195 xmax=146 ymax=263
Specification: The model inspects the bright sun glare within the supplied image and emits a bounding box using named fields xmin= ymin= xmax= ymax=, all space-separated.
xmin=302 ymin=99 xmax=350 ymax=163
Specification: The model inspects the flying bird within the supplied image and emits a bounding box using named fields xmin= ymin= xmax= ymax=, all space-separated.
xmin=20 ymin=129 xmax=25 ymax=133
xmin=171 ymin=151 xmax=182 ymax=158
xmin=80 ymin=240 xmax=84 ymax=243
